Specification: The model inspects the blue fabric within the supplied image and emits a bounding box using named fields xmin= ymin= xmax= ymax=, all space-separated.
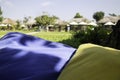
xmin=0 ymin=32 xmax=76 ymax=80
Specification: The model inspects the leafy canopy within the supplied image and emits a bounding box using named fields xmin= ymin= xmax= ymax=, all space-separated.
xmin=0 ymin=6 xmax=3 ymax=22
xmin=93 ymin=11 xmax=105 ymax=22
xmin=74 ymin=13 xmax=83 ymax=18
xmin=35 ymin=15 xmax=57 ymax=26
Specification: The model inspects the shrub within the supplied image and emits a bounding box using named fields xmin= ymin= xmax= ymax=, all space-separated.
xmin=73 ymin=26 xmax=110 ymax=46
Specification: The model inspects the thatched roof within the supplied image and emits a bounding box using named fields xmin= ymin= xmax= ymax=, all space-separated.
xmin=98 ymin=16 xmax=120 ymax=24
xmin=55 ymin=19 xmax=68 ymax=25
xmin=69 ymin=18 xmax=90 ymax=23
xmin=2 ymin=18 xmax=16 ymax=25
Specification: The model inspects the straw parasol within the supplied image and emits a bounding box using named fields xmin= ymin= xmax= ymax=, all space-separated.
xmin=88 ymin=22 xmax=98 ymax=26
xmin=0 ymin=24 xmax=7 ymax=26
xmin=104 ymin=22 xmax=115 ymax=26
xmin=69 ymin=21 xmax=78 ymax=25
xmin=78 ymin=22 xmax=87 ymax=25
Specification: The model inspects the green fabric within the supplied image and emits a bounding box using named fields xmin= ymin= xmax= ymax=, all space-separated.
xmin=58 ymin=43 xmax=120 ymax=80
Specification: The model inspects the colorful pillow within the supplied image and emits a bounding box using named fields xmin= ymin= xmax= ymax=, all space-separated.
xmin=58 ymin=43 xmax=120 ymax=80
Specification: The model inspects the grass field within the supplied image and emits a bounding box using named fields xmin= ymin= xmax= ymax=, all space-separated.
xmin=31 ymin=32 xmax=72 ymax=42
xmin=0 ymin=30 xmax=31 ymax=37
xmin=0 ymin=31 xmax=72 ymax=40
xmin=0 ymin=31 xmax=80 ymax=48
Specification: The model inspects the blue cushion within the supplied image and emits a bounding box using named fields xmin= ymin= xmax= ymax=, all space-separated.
xmin=0 ymin=32 xmax=76 ymax=80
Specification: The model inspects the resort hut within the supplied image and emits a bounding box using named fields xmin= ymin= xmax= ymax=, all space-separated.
xmin=21 ymin=24 xmax=28 ymax=30
xmin=2 ymin=18 xmax=16 ymax=30
xmin=78 ymin=22 xmax=88 ymax=30
xmin=98 ymin=16 xmax=120 ymax=30
xmin=2 ymin=18 xmax=16 ymax=25
xmin=69 ymin=18 xmax=90 ymax=31
xmin=98 ymin=16 xmax=120 ymax=24
xmin=104 ymin=21 xmax=115 ymax=30
xmin=47 ymin=24 xmax=54 ymax=31
xmin=55 ymin=19 xmax=68 ymax=32
xmin=26 ymin=19 xmax=36 ymax=30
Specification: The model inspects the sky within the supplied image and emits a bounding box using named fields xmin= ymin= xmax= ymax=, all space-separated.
xmin=0 ymin=0 xmax=120 ymax=21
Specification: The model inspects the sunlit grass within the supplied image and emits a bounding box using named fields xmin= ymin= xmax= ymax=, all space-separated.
xmin=31 ymin=32 xmax=72 ymax=42
xmin=0 ymin=31 xmax=79 ymax=48
xmin=0 ymin=30 xmax=32 ymax=37
xmin=0 ymin=31 xmax=72 ymax=42
xmin=30 ymin=32 xmax=80 ymax=48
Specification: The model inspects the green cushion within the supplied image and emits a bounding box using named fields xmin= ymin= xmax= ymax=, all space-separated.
xmin=58 ymin=43 xmax=120 ymax=80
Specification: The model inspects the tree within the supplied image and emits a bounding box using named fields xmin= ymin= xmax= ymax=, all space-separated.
xmin=35 ymin=15 xmax=56 ymax=31
xmin=106 ymin=20 xmax=120 ymax=49
xmin=23 ymin=16 xmax=30 ymax=24
xmin=0 ymin=6 xmax=3 ymax=22
xmin=0 ymin=16 xmax=3 ymax=23
xmin=93 ymin=11 xmax=105 ymax=22
xmin=109 ymin=13 xmax=117 ymax=16
xmin=52 ymin=15 xmax=59 ymax=20
xmin=35 ymin=15 xmax=56 ymax=26
xmin=16 ymin=20 xmax=21 ymax=30
xmin=23 ymin=16 xmax=32 ymax=30
xmin=74 ymin=13 xmax=83 ymax=18
xmin=0 ymin=7 xmax=2 ymax=15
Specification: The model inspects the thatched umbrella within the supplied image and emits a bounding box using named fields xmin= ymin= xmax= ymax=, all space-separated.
xmin=69 ymin=21 xmax=78 ymax=25
xmin=88 ymin=22 xmax=98 ymax=26
xmin=104 ymin=22 xmax=115 ymax=26
xmin=78 ymin=22 xmax=87 ymax=25
xmin=0 ymin=24 xmax=7 ymax=26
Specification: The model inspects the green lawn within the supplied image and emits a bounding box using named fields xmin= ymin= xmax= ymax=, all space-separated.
xmin=31 ymin=32 xmax=72 ymax=42
xmin=0 ymin=31 xmax=80 ymax=48
xmin=0 ymin=31 xmax=72 ymax=41
xmin=31 ymin=32 xmax=80 ymax=48
xmin=0 ymin=30 xmax=32 ymax=37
